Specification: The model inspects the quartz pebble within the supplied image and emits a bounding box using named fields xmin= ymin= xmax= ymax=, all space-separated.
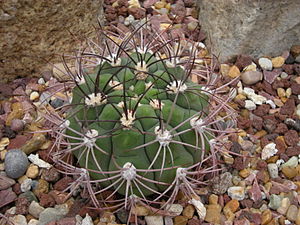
xmin=261 ymin=143 xmax=278 ymax=160
xmin=28 ymin=154 xmax=51 ymax=169
xmin=259 ymin=57 xmax=273 ymax=70
xmin=267 ymin=163 xmax=279 ymax=178
xmin=82 ymin=213 xmax=93 ymax=225
xmin=5 ymin=149 xmax=29 ymax=179
xmin=20 ymin=178 xmax=32 ymax=192
xmin=245 ymin=100 xmax=256 ymax=110
xmin=188 ymin=198 xmax=206 ymax=220
xmin=30 ymin=91 xmax=40 ymax=101
xmin=227 ymin=186 xmax=245 ymax=200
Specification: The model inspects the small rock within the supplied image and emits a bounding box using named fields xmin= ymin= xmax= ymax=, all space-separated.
xmin=261 ymin=143 xmax=278 ymax=160
xmin=211 ymin=172 xmax=233 ymax=194
xmin=28 ymin=201 xmax=45 ymax=219
xmin=26 ymin=164 xmax=39 ymax=179
xmin=182 ymin=204 xmax=195 ymax=219
xmin=0 ymin=189 xmax=17 ymax=208
xmin=241 ymin=71 xmax=263 ymax=85
xmin=145 ymin=216 xmax=164 ymax=225
xmin=204 ymin=204 xmax=221 ymax=224
xmin=41 ymin=167 xmax=60 ymax=182
xmin=38 ymin=207 xmax=66 ymax=225
xmin=174 ymin=216 xmax=188 ymax=225
xmin=116 ymin=209 xmax=128 ymax=224
xmin=10 ymin=119 xmax=25 ymax=132
xmin=282 ymin=166 xmax=298 ymax=179
xmin=264 ymin=70 xmax=281 ymax=84
xmin=259 ymin=57 xmax=273 ymax=70
xmin=28 ymin=219 xmax=39 ymax=225
xmin=82 ymin=213 xmax=93 ymax=225
xmin=188 ymin=198 xmax=206 ymax=220
xmin=164 ymin=216 xmax=173 ymax=225
xmin=21 ymin=134 xmax=46 ymax=155
xmin=228 ymin=65 xmax=240 ymax=78
xmin=30 ymin=91 xmax=40 ymax=101
xmin=272 ymin=56 xmax=285 ymax=68
xmin=19 ymin=191 xmax=38 ymax=203
xmin=9 ymin=214 xmax=27 ymax=225
xmin=21 ymin=178 xmax=32 ymax=192
xmin=5 ymin=149 xmax=29 ymax=178
xmin=291 ymin=45 xmax=300 ymax=58
xmin=284 ymin=130 xmax=299 ymax=146
xmin=267 ymin=163 xmax=279 ymax=179
xmin=268 ymin=194 xmax=282 ymax=210
xmin=277 ymin=197 xmax=291 ymax=215
xmin=33 ymin=179 xmax=49 ymax=197
xmin=167 ymin=204 xmax=184 ymax=216
xmin=244 ymin=100 xmax=256 ymax=110
xmin=0 ymin=174 xmax=16 ymax=190
xmin=235 ymin=54 xmax=252 ymax=70
xmin=54 ymin=176 xmax=73 ymax=191
xmin=220 ymin=64 xmax=230 ymax=76
xmin=187 ymin=21 xmax=198 ymax=31
xmin=227 ymin=186 xmax=245 ymax=200
xmin=282 ymin=156 xmax=298 ymax=168
xmin=286 ymin=205 xmax=298 ymax=222
xmin=50 ymin=98 xmax=65 ymax=109
xmin=28 ymin=154 xmax=51 ymax=169
xmin=261 ymin=209 xmax=272 ymax=225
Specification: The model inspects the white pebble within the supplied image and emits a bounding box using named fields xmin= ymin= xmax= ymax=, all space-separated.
xmin=28 ymin=154 xmax=52 ymax=169
xmin=38 ymin=78 xmax=45 ymax=84
xmin=281 ymin=156 xmax=298 ymax=168
xmin=82 ymin=213 xmax=93 ymax=225
xmin=280 ymin=72 xmax=288 ymax=79
xmin=258 ymin=57 xmax=273 ymax=70
xmin=267 ymin=163 xmax=279 ymax=178
xmin=28 ymin=219 xmax=39 ymax=225
xmin=166 ymin=204 xmax=183 ymax=216
xmin=261 ymin=143 xmax=278 ymax=160
xmin=9 ymin=215 xmax=27 ymax=225
xmin=188 ymin=198 xmax=206 ymax=220
xmin=124 ymin=15 xmax=135 ymax=26
xmin=30 ymin=91 xmax=40 ymax=101
xmin=266 ymin=99 xmax=276 ymax=109
xmin=245 ymin=100 xmax=256 ymax=110
xmin=145 ymin=215 xmax=164 ymax=225
xmin=21 ymin=178 xmax=32 ymax=192
xmin=228 ymin=186 xmax=245 ymax=200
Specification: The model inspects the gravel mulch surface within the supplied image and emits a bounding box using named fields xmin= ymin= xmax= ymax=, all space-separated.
xmin=1 ymin=0 xmax=300 ymax=225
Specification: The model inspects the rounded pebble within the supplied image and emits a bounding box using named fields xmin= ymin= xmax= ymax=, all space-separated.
xmin=4 ymin=149 xmax=29 ymax=179
xmin=258 ymin=57 xmax=273 ymax=70
xmin=28 ymin=201 xmax=45 ymax=219
xmin=268 ymin=194 xmax=282 ymax=210
xmin=10 ymin=119 xmax=25 ymax=132
xmin=26 ymin=164 xmax=39 ymax=179
xmin=241 ymin=71 xmax=263 ymax=85
xmin=227 ymin=186 xmax=245 ymax=200
xmin=30 ymin=91 xmax=40 ymax=101
xmin=267 ymin=163 xmax=279 ymax=179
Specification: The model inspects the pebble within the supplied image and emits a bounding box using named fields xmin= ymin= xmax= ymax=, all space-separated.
xmin=167 ymin=204 xmax=184 ymax=216
xmin=277 ymin=197 xmax=291 ymax=215
xmin=245 ymin=100 xmax=256 ymax=110
xmin=268 ymin=194 xmax=282 ymax=210
xmin=9 ymin=214 xmax=27 ymax=225
xmin=145 ymin=216 xmax=164 ymax=225
xmin=30 ymin=91 xmax=40 ymax=101
xmin=271 ymin=56 xmax=285 ymax=68
xmin=227 ymin=186 xmax=245 ymax=200
xmin=286 ymin=205 xmax=298 ymax=222
xmin=26 ymin=164 xmax=39 ymax=179
xmin=28 ymin=201 xmax=45 ymax=219
xmin=10 ymin=118 xmax=25 ymax=132
xmin=187 ymin=21 xmax=198 ymax=31
xmin=267 ymin=163 xmax=279 ymax=178
xmin=38 ymin=207 xmax=66 ymax=225
xmin=28 ymin=154 xmax=51 ymax=169
xmin=124 ymin=15 xmax=135 ymax=26
xmin=277 ymin=88 xmax=286 ymax=98
xmin=182 ymin=204 xmax=195 ymax=219
xmin=223 ymin=199 xmax=239 ymax=221
xmin=4 ymin=149 xmax=29 ymax=179
xmin=259 ymin=57 xmax=273 ymax=70
xmin=21 ymin=134 xmax=46 ymax=155
xmin=28 ymin=219 xmax=39 ymax=225
xmin=33 ymin=179 xmax=49 ymax=197
xmin=188 ymin=198 xmax=206 ymax=220
xmin=261 ymin=209 xmax=272 ymax=225
xmin=82 ymin=213 xmax=93 ymax=225
xmin=261 ymin=143 xmax=278 ymax=160
xmin=241 ymin=71 xmax=263 ymax=85
xmin=19 ymin=191 xmax=38 ymax=203
xmin=220 ymin=64 xmax=230 ymax=76
xmin=174 ymin=216 xmax=188 ymax=225
xmin=282 ymin=156 xmax=298 ymax=168
xmin=228 ymin=65 xmax=240 ymax=78
xmin=281 ymin=72 xmax=289 ymax=78
xmin=0 ymin=174 xmax=16 ymax=190
xmin=204 ymin=204 xmax=221 ymax=224
xmin=211 ymin=172 xmax=233 ymax=194
xmin=164 ymin=216 xmax=173 ymax=225
xmin=131 ymin=205 xmax=150 ymax=216
xmin=282 ymin=166 xmax=298 ymax=179
xmin=50 ymin=98 xmax=65 ymax=109
xmin=21 ymin=178 xmax=32 ymax=192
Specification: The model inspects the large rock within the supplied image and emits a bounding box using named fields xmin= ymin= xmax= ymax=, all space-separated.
xmin=197 ymin=0 xmax=300 ymax=62
xmin=0 ymin=0 xmax=104 ymax=83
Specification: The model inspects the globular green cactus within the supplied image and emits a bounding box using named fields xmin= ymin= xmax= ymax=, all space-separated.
xmin=49 ymin=23 xmax=235 ymax=210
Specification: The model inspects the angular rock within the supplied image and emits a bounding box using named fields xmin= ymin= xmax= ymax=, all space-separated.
xmin=0 ymin=189 xmax=17 ymax=208
xmin=0 ymin=175 xmax=16 ymax=190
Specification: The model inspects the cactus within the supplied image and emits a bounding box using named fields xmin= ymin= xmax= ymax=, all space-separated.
xmin=47 ymin=22 xmax=236 ymax=212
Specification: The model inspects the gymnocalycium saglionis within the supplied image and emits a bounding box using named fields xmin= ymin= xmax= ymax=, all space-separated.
xmin=44 ymin=21 xmax=236 ymax=219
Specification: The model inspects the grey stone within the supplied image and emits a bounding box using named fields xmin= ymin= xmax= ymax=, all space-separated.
xmin=241 ymin=71 xmax=263 ymax=85
xmin=0 ymin=0 xmax=104 ymax=84
xmin=50 ymin=98 xmax=65 ymax=109
xmin=145 ymin=216 xmax=164 ymax=225
xmin=268 ymin=194 xmax=282 ymax=210
xmin=19 ymin=191 xmax=38 ymax=203
xmin=211 ymin=172 xmax=233 ymax=194
xmin=28 ymin=201 xmax=45 ymax=219
xmin=38 ymin=208 xmax=66 ymax=225
xmin=197 ymin=0 xmax=300 ymax=62
xmin=282 ymin=156 xmax=298 ymax=168
xmin=4 ymin=149 xmax=29 ymax=179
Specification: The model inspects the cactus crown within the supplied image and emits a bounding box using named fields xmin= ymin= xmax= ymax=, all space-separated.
xmin=48 ymin=22 xmax=235 ymax=211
